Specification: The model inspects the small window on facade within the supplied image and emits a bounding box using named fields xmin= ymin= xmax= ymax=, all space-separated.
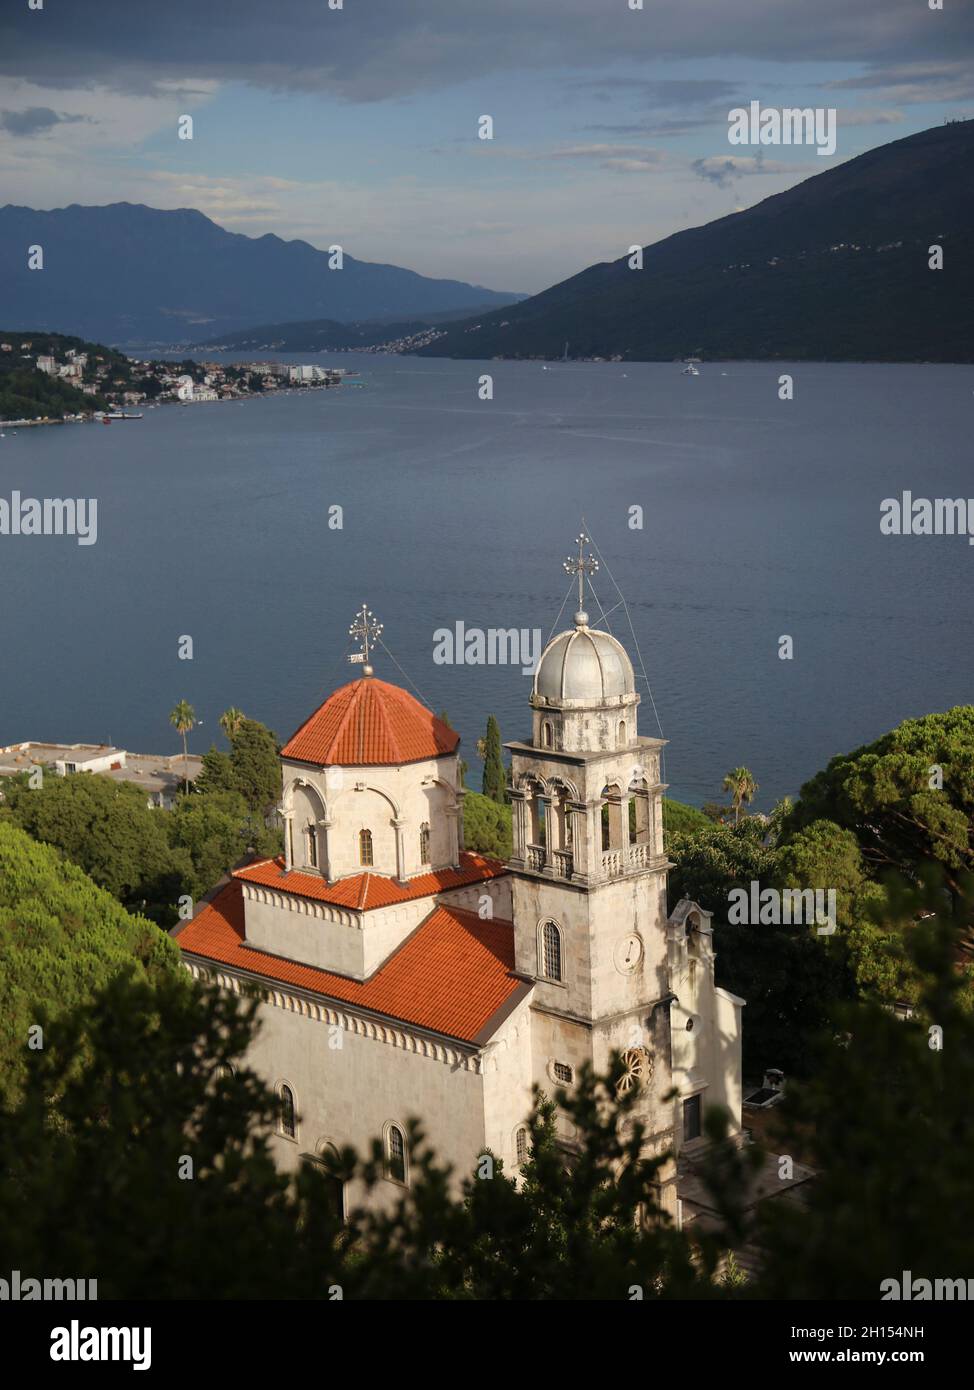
xmin=420 ymin=822 xmax=430 ymax=865
xmin=359 ymin=828 xmax=373 ymax=867
xmin=541 ymin=920 xmax=562 ymax=981
xmin=553 ymin=1062 xmax=574 ymax=1085
xmin=304 ymin=823 xmax=317 ymax=868
xmin=279 ymin=1084 xmax=296 ymax=1139
xmin=683 ymin=1093 xmax=702 ymax=1143
xmin=542 ymin=721 xmax=552 ymax=748
xmin=618 ymin=721 xmax=626 ymax=745
xmin=387 ymin=1124 xmax=407 ymax=1183
xmin=516 ymin=1127 xmax=530 ymax=1166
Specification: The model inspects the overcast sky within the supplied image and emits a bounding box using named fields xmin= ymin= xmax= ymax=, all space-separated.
xmin=1 ymin=0 xmax=971 ymax=294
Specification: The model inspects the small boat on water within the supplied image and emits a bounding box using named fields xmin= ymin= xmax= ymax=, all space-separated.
xmin=105 ymin=411 xmax=144 ymax=419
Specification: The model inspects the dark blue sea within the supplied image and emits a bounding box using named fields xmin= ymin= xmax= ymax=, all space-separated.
xmin=2 ymin=354 xmax=972 ymax=809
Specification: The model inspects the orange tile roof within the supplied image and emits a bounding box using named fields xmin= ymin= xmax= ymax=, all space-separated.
xmin=281 ymin=677 xmax=460 ymax=767
xmin=233 ymin=851 xmax=506 ymax=912
xmin=175 ymin=880 xmax=526 ymax=1044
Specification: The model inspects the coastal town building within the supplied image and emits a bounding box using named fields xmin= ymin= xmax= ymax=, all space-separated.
xmin=0 ymin=741 xmax=202 ymax=809
xmin=174 ymin=552 xmax=745 ymax=1221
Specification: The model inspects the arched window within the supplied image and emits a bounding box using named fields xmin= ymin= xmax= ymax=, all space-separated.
xmin=386 ymin=1124 xmax=407 ymax=1183
xmin=515 ymin=1126 xmax=530 ymax=1166
xmin=541 ymin=721 xmax=552 ymax=749
xmin=541 ymin=920 xmax=562 ymax=981
xmin=359 ymin=828 xmax=373 ymax=867
xmin=618 ymin=720 xmax=627 ymax=746
xmin=279 ymin=1084 xmax=296 ymax=1139
xmin=419 ymin=822 xmax=430 ymax=865
xmin=316 ymin=1142 xmax=345 ymax=1225
xmin=304 ymin=822 xmax=318 ymax=868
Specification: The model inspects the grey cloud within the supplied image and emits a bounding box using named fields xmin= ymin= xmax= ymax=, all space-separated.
xmin=546 ymin=143 xmax=666 ymax=166
xmin=692 ymin=156 xmax=745 ymax=187
xmin=825 ymin=61 xmax=974 ymax=104
xmin=834 ymin=108 xmax=904 ymax=127
xmin=1 ymin=1 xmax=970 ymax=102
xmin=690 ymin=153 xmax=810 ymax=186
xmin=573 ymin=78 xmax=743 ymax=108
xmin=689 ymin=153 xmax=789 ymax=186
xmin=0 ymin=106 xmax=89 ymax=136
xmin=584 ymin=112 xmax=740 ymax=140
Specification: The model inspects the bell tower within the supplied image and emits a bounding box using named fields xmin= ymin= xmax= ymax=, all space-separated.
xmin=507 ymin=535 xmax=678 ymax=1213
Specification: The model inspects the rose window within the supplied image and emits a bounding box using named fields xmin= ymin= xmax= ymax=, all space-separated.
xmin=617 ymin=1047 xmax=652 ymax=1096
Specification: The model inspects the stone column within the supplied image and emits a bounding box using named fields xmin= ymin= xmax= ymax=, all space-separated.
xmin=392 ymin=817 xmax=407 ymax=885
xmin=456 ymin=788 xmax=467 ymax=855
xmin=510 ymin=791 xmax=527 ymax=866
xmin=567 ymin=801 xmax=587 ymax=880
xmin=282 ymin=812 xmax=293 ymax=871
xmin=445 ymin=804 xmax=461 ymax=869
xmin=542 ymin=796 xmax=555 ymax=875
xmin=319 ymin=815 xmax=333 ymax=881
xmin=607 ymin=792 xmax=625 ymax=849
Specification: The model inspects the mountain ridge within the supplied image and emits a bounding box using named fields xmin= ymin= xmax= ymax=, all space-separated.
xmin=416 ymin=121 xmax=974 ymax=363
xmin=0 ymin=202 xmax=524 ymax=347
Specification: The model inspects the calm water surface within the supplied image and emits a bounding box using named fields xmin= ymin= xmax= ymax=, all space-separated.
xmin=2 ymin=355 xmax=972 ymax=808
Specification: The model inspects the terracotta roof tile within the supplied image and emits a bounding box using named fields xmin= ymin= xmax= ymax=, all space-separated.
xmin=175 ymin=879 xmax=524 ymax=1044
xmin=233 ymin=851 xmax=506 ymax=912
xmin=281 ymin=677 xmax=460 ymax=767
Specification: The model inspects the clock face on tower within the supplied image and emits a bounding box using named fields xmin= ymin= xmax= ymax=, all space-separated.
xmin=613 ymin=933 xmax=644 ymax=975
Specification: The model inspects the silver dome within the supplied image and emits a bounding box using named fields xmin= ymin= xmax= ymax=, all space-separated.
xmin=533 ymin=621 xmax=636 ymax=703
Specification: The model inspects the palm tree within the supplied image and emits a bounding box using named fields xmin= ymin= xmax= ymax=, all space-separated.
xmin=722 ymin=766 xmax=758 ymax=825
xmin=219 ymin=707 xmax=245 ymax=743
xmin=169 ymin=699 xmax=196 ymax=792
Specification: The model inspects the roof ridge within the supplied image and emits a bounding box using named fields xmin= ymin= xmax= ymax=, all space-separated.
xmin=175 ymin=879 xmax=527 ymax=1044
xmin=324 ymin=679 xmax=366 ymax=763
xmin=381 ymin=682 xmax=409 ymax=764
xmin=437 ymin=901 xmax=515 ymax=931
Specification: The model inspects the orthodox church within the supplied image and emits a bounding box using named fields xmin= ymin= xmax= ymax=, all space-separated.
xmin=175 ymin=548 xmax=744 ymax=1221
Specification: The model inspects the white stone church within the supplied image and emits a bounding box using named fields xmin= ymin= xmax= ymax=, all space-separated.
xmin=176 ymin=572 xmax=744 ymax=1222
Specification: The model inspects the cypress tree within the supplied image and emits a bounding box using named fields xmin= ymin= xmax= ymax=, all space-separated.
xmin=481 ymin=714 xmax=506 ymax=804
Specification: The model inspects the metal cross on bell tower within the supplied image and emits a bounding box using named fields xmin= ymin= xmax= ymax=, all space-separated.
xmin=348 ymin=603 xmax=383 ymax=677
xmin=563 ymin=531 xmax=599 ymax=627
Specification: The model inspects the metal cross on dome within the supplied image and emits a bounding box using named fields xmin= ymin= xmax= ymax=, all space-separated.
xmin=563 ymin=531 xmax=599 ymax=618
xmin=348 ymin=603 xmax=383 ymax=677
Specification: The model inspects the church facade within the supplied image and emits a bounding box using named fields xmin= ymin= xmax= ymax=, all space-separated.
xmin=175 ymin=586 xmax=744 ymax=1221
